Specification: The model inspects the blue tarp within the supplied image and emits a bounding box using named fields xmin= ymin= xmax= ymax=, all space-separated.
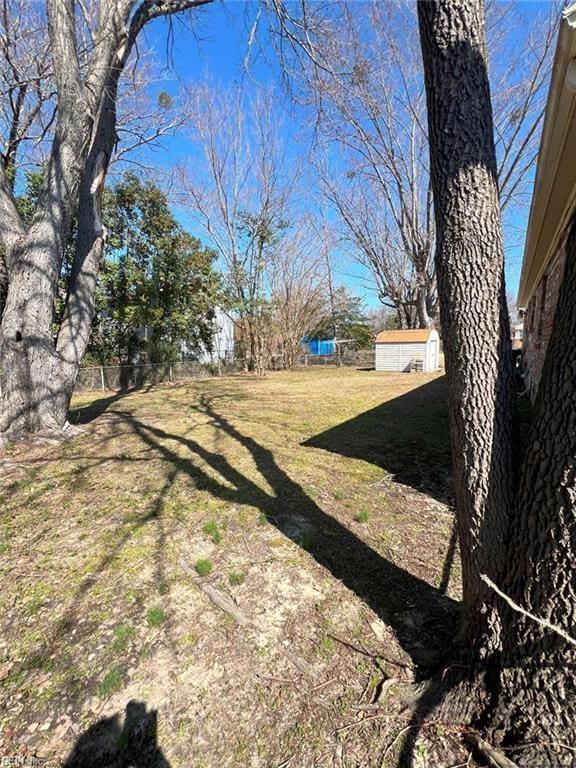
xmin=302 ymin=338 xmax=335 ymax=356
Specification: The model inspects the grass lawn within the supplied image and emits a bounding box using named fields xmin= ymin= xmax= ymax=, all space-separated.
xmin=0 ymin=368 xmax=462 ymax=767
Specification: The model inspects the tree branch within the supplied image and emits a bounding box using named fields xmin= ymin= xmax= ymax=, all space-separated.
xmin=480 ymin=575 xmax=576 ymax=648
xmin=46 ymin=0 xmax=83 ymax=107
xmin=0 ymin=160 xmax=24 ymax=254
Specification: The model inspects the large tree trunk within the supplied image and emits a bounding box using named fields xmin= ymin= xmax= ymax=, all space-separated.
xmin=0 ymin=1 xmax=96 ymax=438
xmin=0 ymin=78 xmax=115 ymax=438
xmin=0 ymin=227 xmax=75 ymax=435
xmin=56 ymin=52 xmax=121 ymax=377
xmin=0 ymin=1 xmax=213 ymax=440
xmin=415 ymin=283 xmax=432 ymax=329
xmin=490 ymin=218 xmax=576 ymax=765
xmin=418 ymin=0 xmax=576 ymax=756
xmin=417 ymin=0 xmax=517 ymax=669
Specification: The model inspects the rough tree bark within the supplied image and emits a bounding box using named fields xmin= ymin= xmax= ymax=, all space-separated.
xmin=0 ymin=0 xmax=213 ymax=440
xmin=56 ymin=4 xmax=144 ymax=411
xmin=493 ymin=219 xmax=576 ymax=765
xmin=419 ymin=0 xmax=576 ymax=760
xmin=417 ymin=0 xmax=517 ymax=663
xmin=0 ymin=0 xmax=91 ymax=435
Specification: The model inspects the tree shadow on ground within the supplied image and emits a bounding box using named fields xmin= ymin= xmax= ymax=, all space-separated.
xmin=304 ymin=376 xmax=452 ymax=504
xmin=29 ymin=377 xmax=459 ymax=765
xmin=69 ymin=385 xmax=155 ymax=425
xmin=113 ymin=392 xmax=459 ymax=670
xmin=63 ymin=700 xmax=170 ymax=768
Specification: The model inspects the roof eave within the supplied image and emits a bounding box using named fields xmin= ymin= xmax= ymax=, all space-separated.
xmin=517 ymin=9 xmax=576 ymax=308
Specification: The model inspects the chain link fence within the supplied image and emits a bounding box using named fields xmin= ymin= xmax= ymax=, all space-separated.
xmin=296 ymin=350 xmax=375 ymax=368
xmin=74 ymin=351 xmax=376 ymax=393
xmin=74 ymin=360 xmax=242 ymax=393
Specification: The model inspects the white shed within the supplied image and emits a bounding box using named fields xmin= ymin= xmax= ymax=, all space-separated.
xmin=374 ymin=329 xmax=440 ymax=372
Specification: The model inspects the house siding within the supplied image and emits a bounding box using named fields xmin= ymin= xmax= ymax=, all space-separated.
xmin=523 ymin=232 xmax=568 ymax=399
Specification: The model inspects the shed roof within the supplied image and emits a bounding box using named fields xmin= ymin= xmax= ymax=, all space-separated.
xmin=375 ymin=329 xmax=435 ymax=344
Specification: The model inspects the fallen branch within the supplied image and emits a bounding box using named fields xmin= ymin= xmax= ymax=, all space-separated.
xmin=466 ymin=733 xmax=519 ymax=768
xmin=280 ymin=647 xmax=315 ymax=677
xmin=180 ymin=557 xmax=314 ymax=677
xmin=180 ymin=557 xmax=252 ymax=626
xmin=326 ymin=631 xmax=372 ymax=658
xmin=201 ymin=582 xmax=252 ymax=627
xmin=480 ymin=575 xmax=576 ymax=648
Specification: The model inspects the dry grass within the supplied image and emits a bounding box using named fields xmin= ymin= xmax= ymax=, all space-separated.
xmin=0 ymin=368 xmax=464 ymax=767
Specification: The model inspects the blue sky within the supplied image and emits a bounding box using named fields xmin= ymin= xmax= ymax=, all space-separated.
xmin=136 ymin=1 xmax=548 ymax=312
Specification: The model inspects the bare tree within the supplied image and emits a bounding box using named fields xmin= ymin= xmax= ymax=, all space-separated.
xmin=0 ymin=1 xmax=55 ymax=180
xmin=268 ymin=219 xmax=328 ymax=367
xmin=0 ymin=0 xmax=214 ymax=440
xmin=275 ymin=0 xmax=558 ymax=328
xmin=488 ymin=1 xmax=559 ymax=214
xmin=319 ymin=163 xmax=433 ymax=329
xmin=0 ymin=1 xmax=55 ymax=301
xmin=179 ymin=85 xmax=299 ymax=374
xmin=312 ymin=2 xmax=437 ymax=328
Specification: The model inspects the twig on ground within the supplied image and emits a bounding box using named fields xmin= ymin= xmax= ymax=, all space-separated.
xmin=353 ymin=677 xmax=399 ymax=710
xmin=181 ymin=556 xmax=314 ymax=677
xmin=356 ymin=674 xmax=373 ymax=706
xmin=376 ymin=654 xmax=414 ymax=670
xmin=280 ymin=647 xmax=315 ymax=677
xmin=326 ymin=631 xmax=372 ymax=658
xmin=180 ymin=558 xmax=251 ymax=626
xmin=334 ymin=712 xmax=402 ymax=735
xmin=313 ymin=676 xmax=338 ymax=691
xmin=199 ymin=581 xmax=253 ymax=625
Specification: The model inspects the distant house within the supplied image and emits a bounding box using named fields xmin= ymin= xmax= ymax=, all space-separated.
xmin=518 ymin=4 xmax=576 ymax=399
xmin=191 ymin=307 xmax=235 ymax=365
xmin=374 ymin=329 xmax=440 ymax=372
xmin=511 ymin=320 xmax=524 ymax=351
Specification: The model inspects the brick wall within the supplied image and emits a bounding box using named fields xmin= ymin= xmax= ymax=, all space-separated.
xmin=522 ymin=232 xmax=568 ymax=400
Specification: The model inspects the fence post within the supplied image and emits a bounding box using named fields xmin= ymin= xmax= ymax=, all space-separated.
xmin=169 ymin=363 xmax=173 ymax=382
xmin=100 ymin=366 xmax=105 ymax=392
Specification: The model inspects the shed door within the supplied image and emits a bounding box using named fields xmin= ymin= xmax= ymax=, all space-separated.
xmin=429 ymin=339 xmax=438 ymax=370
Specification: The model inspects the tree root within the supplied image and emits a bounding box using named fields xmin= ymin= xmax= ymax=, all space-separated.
xmin=0 ymin=420 xmax=83 ymax=448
